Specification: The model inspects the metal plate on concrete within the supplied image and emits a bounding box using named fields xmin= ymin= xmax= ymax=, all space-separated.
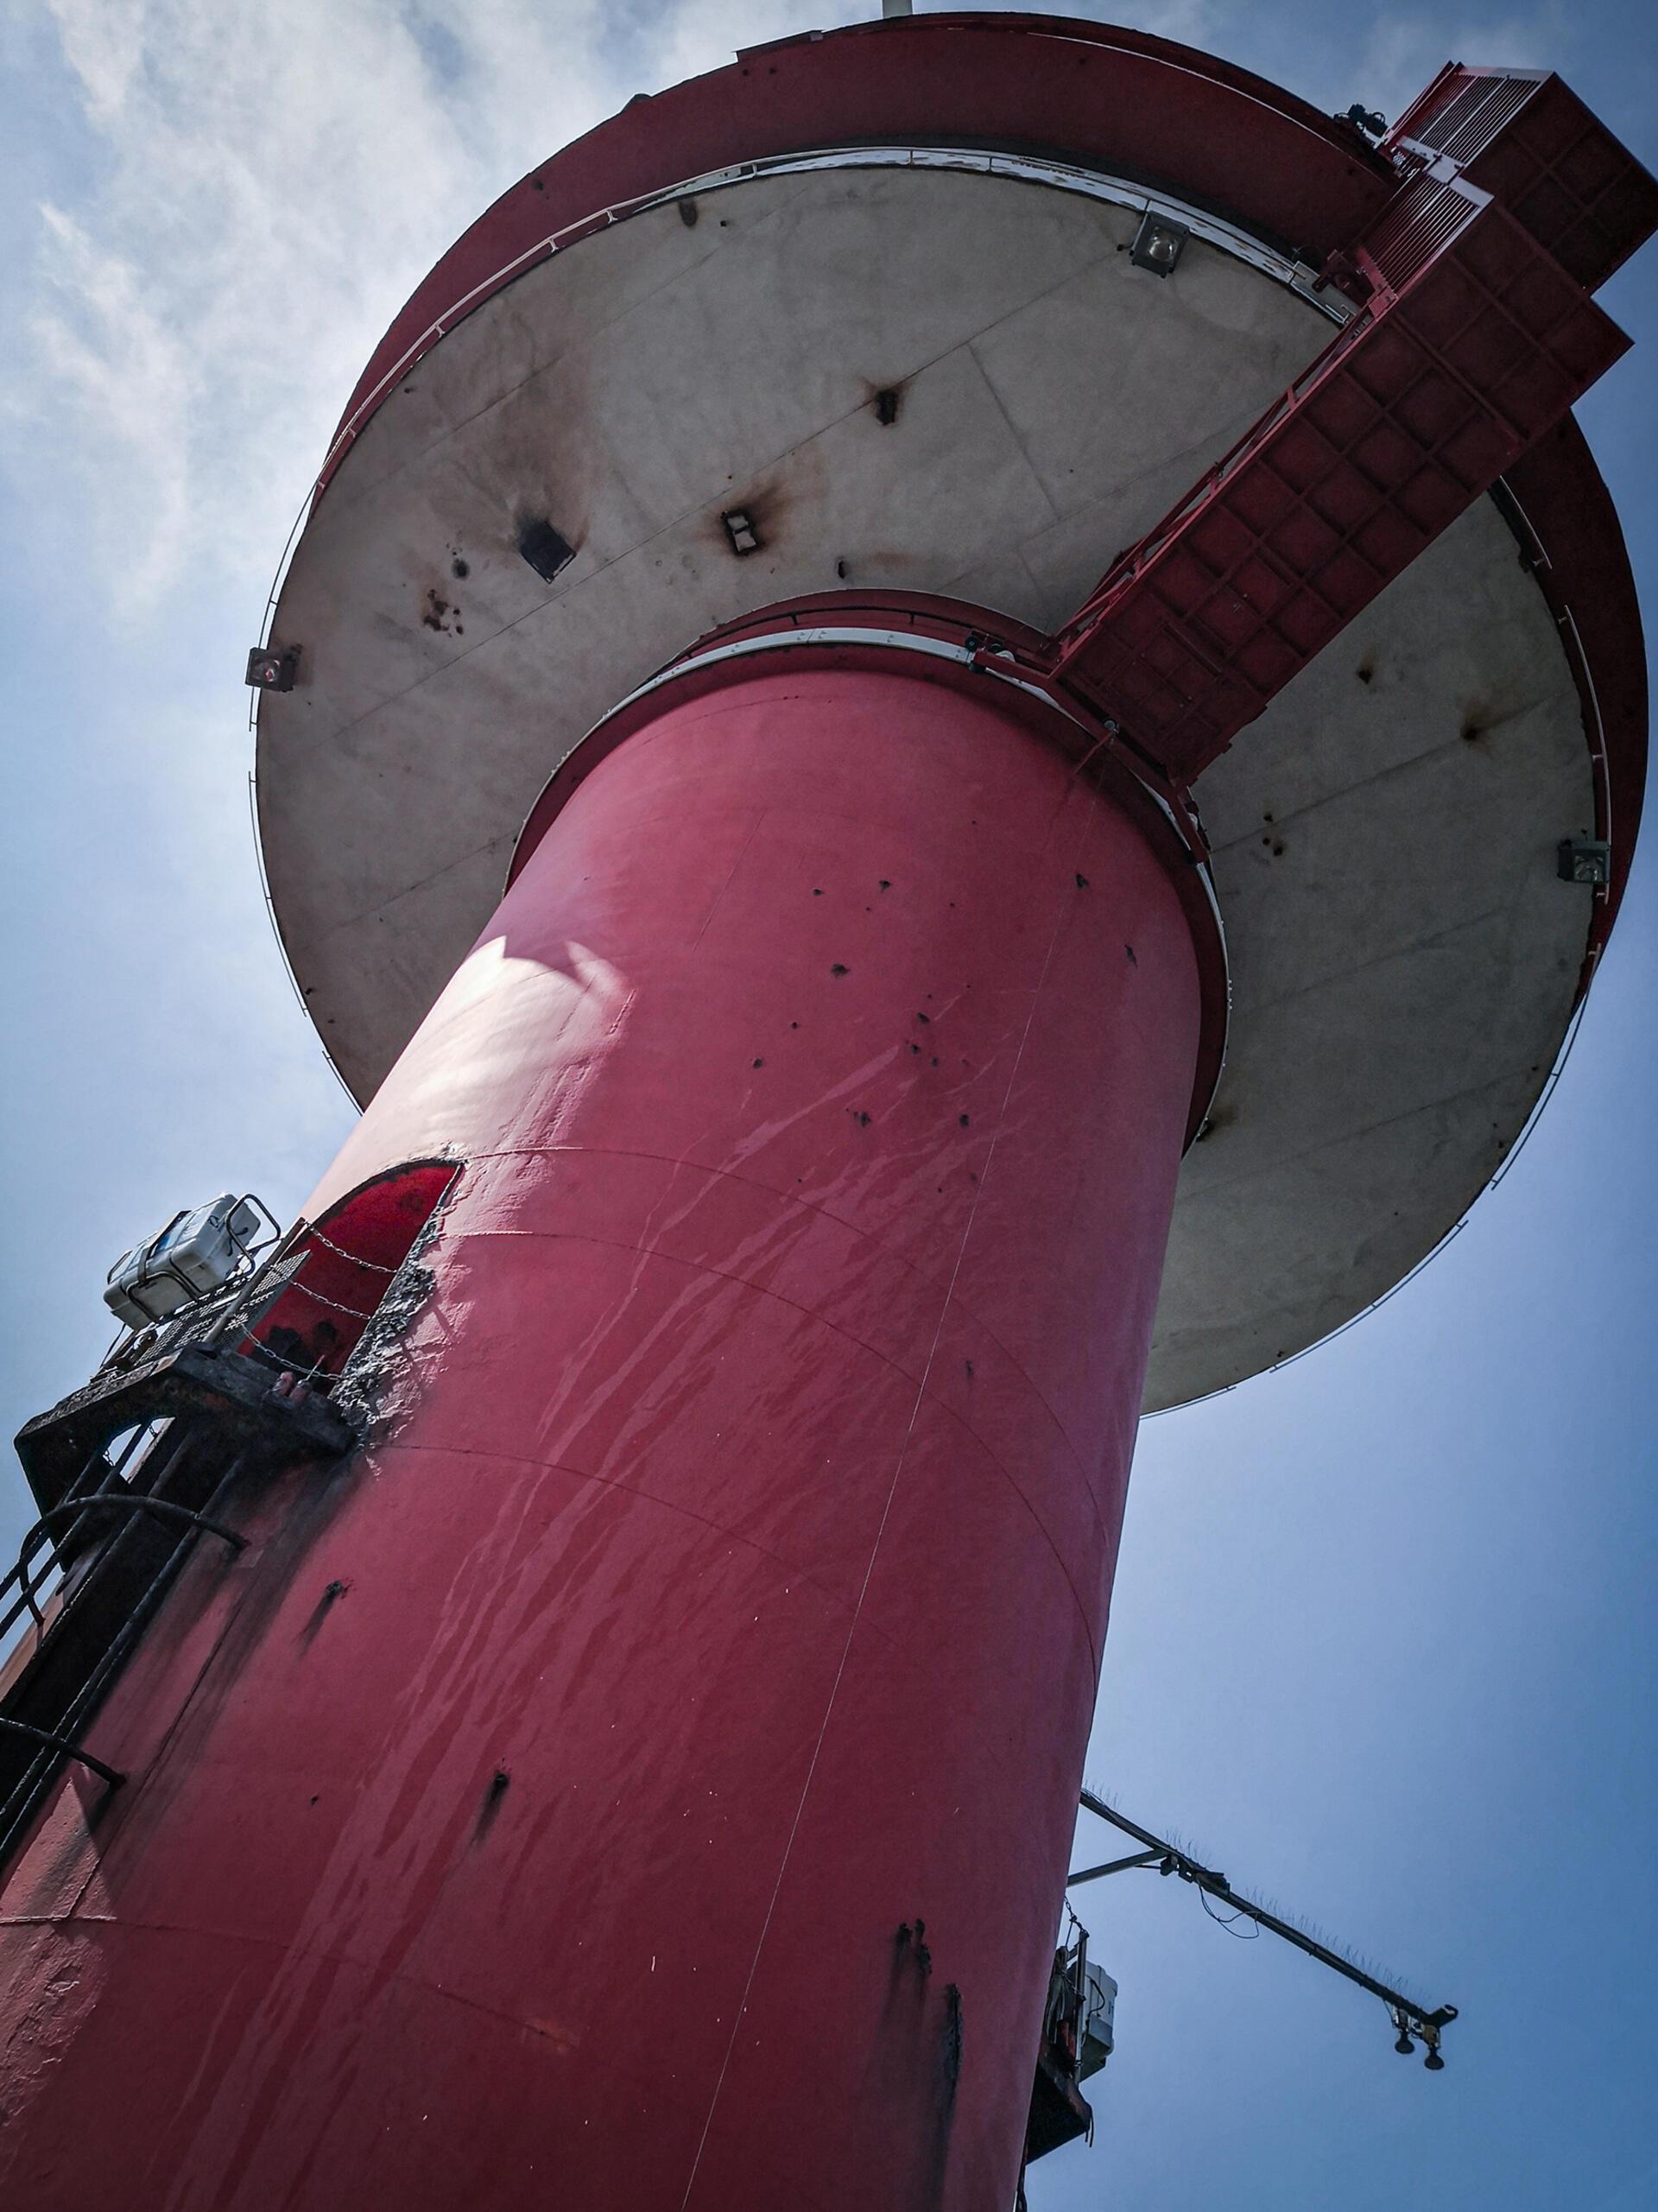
xmin=256 ymin=162 xmax=1594 ymax=1410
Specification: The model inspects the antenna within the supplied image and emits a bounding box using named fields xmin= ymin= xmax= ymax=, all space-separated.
xmin=1073 ymin=1790 xmax=1458 ymax=2069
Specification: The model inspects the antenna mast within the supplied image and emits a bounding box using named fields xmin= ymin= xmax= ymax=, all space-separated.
xmin=1073 ymin=1791 xmax=1458 ymax=2067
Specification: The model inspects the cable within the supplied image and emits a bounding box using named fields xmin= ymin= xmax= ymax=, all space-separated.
xmin=1198 ymin=1884 xmax=1259 ymax=1939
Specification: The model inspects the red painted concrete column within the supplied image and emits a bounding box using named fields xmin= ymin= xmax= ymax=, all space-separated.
xmin=0 ymin=648 xmax=1203 ymax=2210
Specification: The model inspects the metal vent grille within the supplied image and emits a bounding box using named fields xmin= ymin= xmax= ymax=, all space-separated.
xmin=1362 ymin=175 xmax=1482 ymax=295
xmin=1412 ymin=72 xmax=1539 ymax=162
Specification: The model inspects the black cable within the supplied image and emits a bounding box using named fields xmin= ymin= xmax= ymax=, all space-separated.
xmin=1198 ymin=1884 xmax=1260 ymax=1939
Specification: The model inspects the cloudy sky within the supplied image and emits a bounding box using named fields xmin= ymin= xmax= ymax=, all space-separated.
xmin=2 ymin=3 xmax=1655 ymax=2207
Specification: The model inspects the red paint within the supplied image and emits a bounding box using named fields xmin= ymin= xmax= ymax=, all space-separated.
xmin=509 ymin=594 xmax=1231 ymax=1148
xmin=0 ymin=651 xmax=1203 ymax=2207
xmin=6 ymin=22 xmax=1646 ymax=2196
xmin=244 ymin=1160 xmax=457 ymax=1377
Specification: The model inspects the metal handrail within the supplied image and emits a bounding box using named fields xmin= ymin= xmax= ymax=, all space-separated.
xmin=0 ymin=1718 xmax=123 ymax=1790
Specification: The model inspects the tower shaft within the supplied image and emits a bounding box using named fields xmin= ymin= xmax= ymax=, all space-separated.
xmin=0 ymin=653 xmax=1201 ymax=2209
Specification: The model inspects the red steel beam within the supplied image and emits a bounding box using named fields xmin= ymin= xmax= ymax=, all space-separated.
xmin=1051 ymin=72 xmax=1656 ymax=785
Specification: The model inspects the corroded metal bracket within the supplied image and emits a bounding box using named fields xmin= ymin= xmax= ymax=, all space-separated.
xmin=15 ymin=1343 xmax=356 ymax=1519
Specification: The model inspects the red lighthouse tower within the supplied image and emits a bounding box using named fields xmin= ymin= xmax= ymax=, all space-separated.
xmin=2 ymin=18 xmax=1652 ymax=2209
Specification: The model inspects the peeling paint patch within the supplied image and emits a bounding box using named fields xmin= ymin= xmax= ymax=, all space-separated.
xmin=0 ymin=1927 xmax=104 ymax=2152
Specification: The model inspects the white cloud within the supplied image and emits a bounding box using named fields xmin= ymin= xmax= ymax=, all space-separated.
xmin=15 ymin=0 xmax=632 ymax=619
xmin=28 ymin=200 xmax=197 ymax=608
xmin=46 ymin=0 xmax=147 ymax=118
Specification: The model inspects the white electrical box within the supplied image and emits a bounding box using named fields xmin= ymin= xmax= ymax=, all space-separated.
xmin=1079 ymin=1966 xmax=1117 ymax=2077
xmin=104 ymin=1195 xmax=269 ymax=1330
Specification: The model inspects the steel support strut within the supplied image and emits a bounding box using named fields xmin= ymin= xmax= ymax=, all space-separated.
xmin=1073 ymin=1791 xmax=1459 ymax=2067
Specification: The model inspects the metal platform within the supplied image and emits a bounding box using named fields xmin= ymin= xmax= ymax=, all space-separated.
xmin=15 ymin=1342 xmax=353 ymax=1519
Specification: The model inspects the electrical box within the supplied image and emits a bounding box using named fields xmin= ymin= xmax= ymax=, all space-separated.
xmin=104 ymin=1195 xmax=269 ymax=1329
xmin=1079 ymin=1966 xmax=1117 ymax=2079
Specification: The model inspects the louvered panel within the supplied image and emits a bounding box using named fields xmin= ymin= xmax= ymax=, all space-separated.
xmin=1390 ymin=69 xmax=1658 ymax=291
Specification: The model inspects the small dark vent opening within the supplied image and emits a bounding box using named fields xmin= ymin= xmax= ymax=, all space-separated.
xmin=517 ymin=518 xmax=576 ymax=583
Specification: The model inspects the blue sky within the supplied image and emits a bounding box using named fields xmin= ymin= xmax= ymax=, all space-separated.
xmin=2 ymin=5 xmax=1654 ymax=2207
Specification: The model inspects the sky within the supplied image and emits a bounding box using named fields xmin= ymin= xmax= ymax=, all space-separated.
xmin=1 ymin=3 xmax=1655 ymax=2208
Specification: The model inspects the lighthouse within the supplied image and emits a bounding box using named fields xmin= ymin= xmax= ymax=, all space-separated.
xmin=1 ymin=17 xmax=1652 ymax=2209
